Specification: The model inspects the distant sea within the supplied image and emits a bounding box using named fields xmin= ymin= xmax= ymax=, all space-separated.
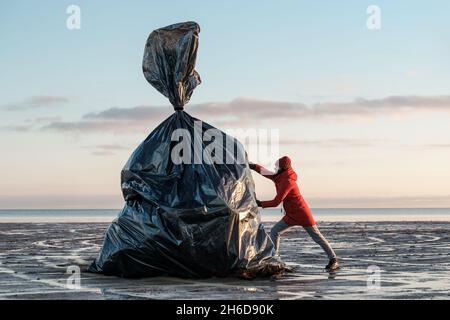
xmin=0 ymin=208 xmax=449 ymax=223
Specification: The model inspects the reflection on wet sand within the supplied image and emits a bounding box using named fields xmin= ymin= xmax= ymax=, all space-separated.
xmin=0 ymin=222 xmax=449 ymax=299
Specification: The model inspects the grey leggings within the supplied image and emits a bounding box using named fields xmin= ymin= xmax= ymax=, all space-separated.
xmin=270 ymin=219 xmax=337 ymax=259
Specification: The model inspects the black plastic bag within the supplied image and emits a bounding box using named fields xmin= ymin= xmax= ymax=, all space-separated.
xmin=88 ymin=22 xmax=283 ymax=278
xmin=142 ymin=21 xmax=201 ymax=111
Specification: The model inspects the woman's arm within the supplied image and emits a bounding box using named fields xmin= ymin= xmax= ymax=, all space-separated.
xmin=260 ymin=180 xmax=293 ymax=208
xmin=249 ymin=163 xmax=277 ymax=181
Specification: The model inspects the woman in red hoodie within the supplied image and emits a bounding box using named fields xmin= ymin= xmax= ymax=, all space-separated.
xmin=250 ymin=156 xmax=339 ymax=271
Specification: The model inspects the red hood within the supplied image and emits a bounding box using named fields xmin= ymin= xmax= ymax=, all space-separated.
xmin=275 ymin=156 xmax=297 ymax=181
xmin=278 ymin=156 xmax=291 ymax=170
xmin=275 ymin=166 xmax=297 ymax=181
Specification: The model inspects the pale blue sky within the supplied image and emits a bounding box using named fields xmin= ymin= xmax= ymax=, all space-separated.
xmin=1 ymin=1 xmax=449 ymax=106
xmin=1 ymin=1 xmax=449 ymax=208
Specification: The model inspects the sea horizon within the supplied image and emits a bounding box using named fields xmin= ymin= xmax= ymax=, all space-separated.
xmin=1 ymin=208 xmax=449 ymax=223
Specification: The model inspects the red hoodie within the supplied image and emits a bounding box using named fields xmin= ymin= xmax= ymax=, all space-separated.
xmin=253 ymin=157 xmax=316 ymax=227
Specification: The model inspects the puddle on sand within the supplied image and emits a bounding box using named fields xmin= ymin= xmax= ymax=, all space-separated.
xmin=0 ymin=221 xmax=449 ymax=299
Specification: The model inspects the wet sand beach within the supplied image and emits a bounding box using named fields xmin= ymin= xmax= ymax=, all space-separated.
xmin=0 ymin=221 xmax=449 ymax=299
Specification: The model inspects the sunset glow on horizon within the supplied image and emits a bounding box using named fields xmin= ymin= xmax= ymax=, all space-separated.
xmin=1 ymin=1 xmax=450 ymax=209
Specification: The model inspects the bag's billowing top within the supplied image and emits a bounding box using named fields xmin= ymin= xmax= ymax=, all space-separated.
xmin=142 ymin=21 xmax=201 ymax=110
xmin=88 ymin=22 xmax=284 ymax=278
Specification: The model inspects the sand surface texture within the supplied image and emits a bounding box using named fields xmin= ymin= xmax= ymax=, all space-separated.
xmin=0 ymin=222 xmax=449 ymax=299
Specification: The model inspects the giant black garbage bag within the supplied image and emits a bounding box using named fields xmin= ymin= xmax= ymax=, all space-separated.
xmin=88 ymin=21 xmax=284 ymax=278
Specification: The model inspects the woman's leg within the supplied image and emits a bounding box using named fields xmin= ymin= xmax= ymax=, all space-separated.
xmin=270 ymin=220 xmax=292 ymax=254
xmin=303 ymin=225 xmax=337 ymax=260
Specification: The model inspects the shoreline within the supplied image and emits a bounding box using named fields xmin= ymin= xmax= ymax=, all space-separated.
xmin=0 ymin=215 xmax=449 ymax=223
xmin=1 ymin=208 xmax=449 ymax=224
